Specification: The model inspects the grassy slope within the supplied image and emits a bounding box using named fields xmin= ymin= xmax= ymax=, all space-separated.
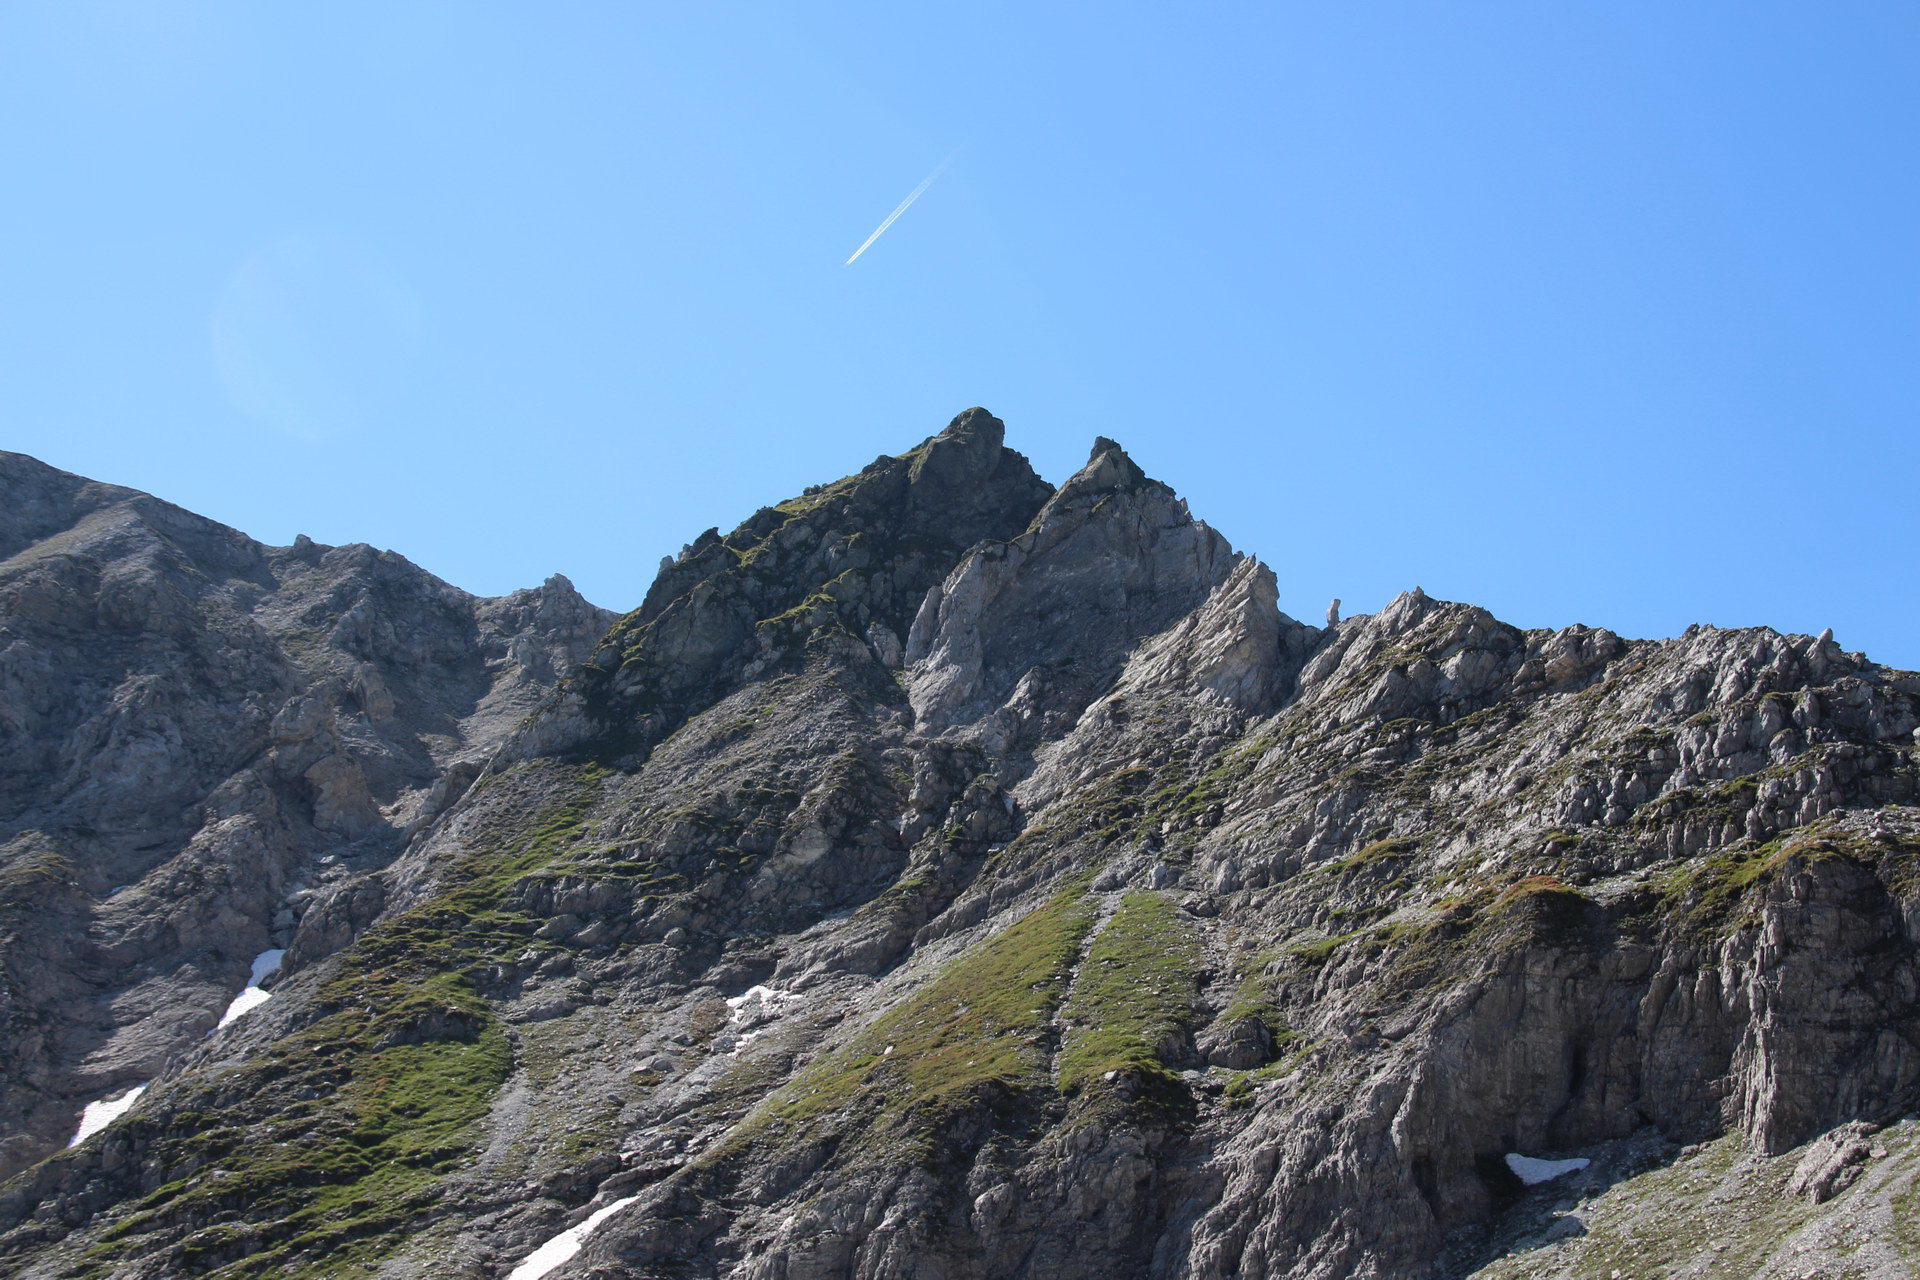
xmin=73 ymin=761 xmax=608 ymax=1280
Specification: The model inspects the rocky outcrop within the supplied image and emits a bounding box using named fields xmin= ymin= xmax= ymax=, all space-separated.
xmin=1 ymin=415 xmax=1918 ymax=1280
xmin=509 ymin=407 xmax=1053 ymax=765
xmin=905 ymin=435 xmax=1235 ymax=743
xmin=0 ymin=450 xmax=611 ymax=1179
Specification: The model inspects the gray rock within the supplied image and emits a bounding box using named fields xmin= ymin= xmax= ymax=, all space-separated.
xmin=4 ymin=413 xmax=1920 ymax=1280
xmin=0 ymin=450 xmax=611 ymax=1178
xmin=1788 ymin=1120 xmax=1875 ymax=1202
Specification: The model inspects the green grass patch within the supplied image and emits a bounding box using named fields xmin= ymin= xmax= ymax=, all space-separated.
xmin=80 ymin=761 xmax=608 ymax=1279
xmin=1656 ymin=822 xmax=1903 ymax=939
xmin=1219 ymin=951 xmax=1282 ymax=1026
xmin=748 ymin=888 xmax=1096 ymax=1144
xmin=1057 ymin=892 xmax=1200 ymax=1095
xmin=1221 ymin=1035 xmax=1330 ymax=1103
xmin=95 ymin=976 xmax=511 ymax=1280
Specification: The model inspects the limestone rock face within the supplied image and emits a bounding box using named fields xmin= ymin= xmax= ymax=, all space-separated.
xmin=1788 ymin=1119 xmax=1875 ymax=1202
xmin=506 ymin=407 xmax=1053 ymax=763
xmin=0 ymin=451 xmax=611 ymax=1179
xmin=905 ymin=436 xmax=1235 ymax=741
xmin=3 ymin=415 xmax=1920 ymax=1280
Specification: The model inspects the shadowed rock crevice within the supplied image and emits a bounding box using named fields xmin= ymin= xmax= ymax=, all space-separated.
xmin=905 ymin=435 xmax=1237 ymax=746
xmin=0 ymin=450 xmax=613 ymax=1181
xmin=2 ymin=414 xmax=1918 ymax=1280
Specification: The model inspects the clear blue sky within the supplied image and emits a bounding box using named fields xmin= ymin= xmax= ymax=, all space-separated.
xmin=5 ymin=4 xmax=1917 ymax=665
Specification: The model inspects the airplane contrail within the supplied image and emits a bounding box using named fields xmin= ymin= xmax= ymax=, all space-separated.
xmin=844 ymin=152 xmax=959 ymax=265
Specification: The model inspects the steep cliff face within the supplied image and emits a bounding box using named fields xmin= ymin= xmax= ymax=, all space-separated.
xmin=0 ymin=450 xmax=613 ymax=1180
xmin=0 ymin=413 xmax=1916 ymax=1280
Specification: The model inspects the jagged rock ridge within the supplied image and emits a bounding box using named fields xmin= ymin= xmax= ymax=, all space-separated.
xmin=0 ymin=412 xmax=1917 ymax=1280
xmin=0 ymin=450 xmax=613 ymax=1179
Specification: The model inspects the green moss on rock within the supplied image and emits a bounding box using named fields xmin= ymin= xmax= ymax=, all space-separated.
xmin=1657 ymin=821 xmax=1912 ymax=940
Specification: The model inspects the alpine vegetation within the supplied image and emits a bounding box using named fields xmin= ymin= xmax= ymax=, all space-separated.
xmin=2 ymin=410 xmax=1918 ymax=1279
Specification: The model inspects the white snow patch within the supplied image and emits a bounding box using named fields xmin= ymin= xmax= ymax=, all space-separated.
xmin=215 ymin=949 xmax=286 ymax=1028
xmin=720 ymin=985 xmax=803 ymax=1056
xmin=1504 ymin=1152 xmax=1590 ymax=1185
xmin=245 ymin=948 xmax=286 ymax=985
xmin=725 ymin=985 xmax=800 ymax=1023
xmin=728 ymin=1028 xmax=774 ymax=1058
xmin=507 ymin=1194 xmax=641 ymax=1280
xmin=218 ymin=986 xmax=274 ymax=1025
xmin=69 ymin=1084 xmax=148 ymax=1146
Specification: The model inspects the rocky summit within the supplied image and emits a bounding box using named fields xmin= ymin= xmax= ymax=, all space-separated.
xmin=2 ymin=410 xmax=1918 ymax=1280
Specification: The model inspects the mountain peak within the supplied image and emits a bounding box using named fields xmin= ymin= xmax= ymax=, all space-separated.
xmin=1053 ymin=434 xmax=1152 ymax=504
xmin=936 ymin=406 xmax=1006 ymax=448
xmin=905 ymin=423 xmax=1233 ymax=733
xmin=5 ymin=419 xmax=1916 ymax=1280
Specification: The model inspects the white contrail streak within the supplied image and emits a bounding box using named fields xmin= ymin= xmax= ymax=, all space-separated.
xmin=844 ymin=152 xmax=958 ymax=265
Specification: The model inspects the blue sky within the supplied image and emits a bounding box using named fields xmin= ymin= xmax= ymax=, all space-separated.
xmin=4 ymin=4 xmax=1917 ymax=665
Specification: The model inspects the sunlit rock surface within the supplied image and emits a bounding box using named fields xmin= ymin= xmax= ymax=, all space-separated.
xmin=3 ymin=412 xmax=1918 ymax=1279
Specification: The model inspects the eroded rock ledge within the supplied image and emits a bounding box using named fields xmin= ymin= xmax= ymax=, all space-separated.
xmin=1 ymin=413 xmax=1916 ymax=1280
